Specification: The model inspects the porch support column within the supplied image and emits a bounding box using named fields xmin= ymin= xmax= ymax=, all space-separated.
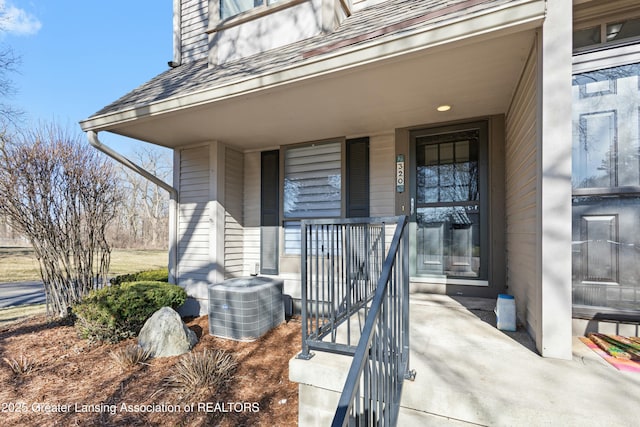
xmin=537 ymin=0 xmax=572 ymax=359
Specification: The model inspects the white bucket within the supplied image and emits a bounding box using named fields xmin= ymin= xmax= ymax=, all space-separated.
xmin=495 ymin=294 xmax=516 ymax=331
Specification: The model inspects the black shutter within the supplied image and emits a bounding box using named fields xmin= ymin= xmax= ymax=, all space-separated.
xmin=346 ymin=138 xmax=370 ymax=218
xmin=261 ymin=150 xmax=279 ymax=274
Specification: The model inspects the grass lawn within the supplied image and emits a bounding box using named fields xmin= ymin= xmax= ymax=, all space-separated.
xmin=0 ymin=246 xmax=167 ymax=283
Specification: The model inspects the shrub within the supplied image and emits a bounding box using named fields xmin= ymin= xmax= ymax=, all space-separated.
xmin=165 ymin=349 xmax=237 ymax=399
xmin=73 ymin=280 xmax=186 ymax=343
xmin=73 ymin=300 xmax=132 ymax=343
xmin=110 ymin=268 xmax=169 ymax=285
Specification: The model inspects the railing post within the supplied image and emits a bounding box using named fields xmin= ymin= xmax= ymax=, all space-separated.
xmin=298 ymin=220 xmax=313 ymax=360
xmin=402 ymin=220 xmax=414 ymax=381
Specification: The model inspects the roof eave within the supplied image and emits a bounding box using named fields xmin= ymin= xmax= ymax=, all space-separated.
xmin=79 ymin=0 xmax=546 ymax=134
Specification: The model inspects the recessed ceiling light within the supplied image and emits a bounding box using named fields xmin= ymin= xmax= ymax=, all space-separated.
xmin=437 ymin=105 xmax=452 ymax=112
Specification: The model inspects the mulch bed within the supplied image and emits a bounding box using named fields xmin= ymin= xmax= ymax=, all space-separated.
xmin=0 ymin=314 xmax=301 ymax=426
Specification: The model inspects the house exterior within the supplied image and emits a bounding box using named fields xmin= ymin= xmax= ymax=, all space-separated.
xmin=81 ymin=0 xmax=640 ymax=371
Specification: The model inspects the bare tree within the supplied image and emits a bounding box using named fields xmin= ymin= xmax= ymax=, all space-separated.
xmin=0 ymin=23 xmax=25 ymax=237
xmin=0 ymin=45 xmax=21 ymax=126
xmin=110 ymin=146 xmax=171 ymax=249
xmin=0 ymin=3 xmax=24 ymax=128
xmin=0 ymin=124 xmax=122 ymax=317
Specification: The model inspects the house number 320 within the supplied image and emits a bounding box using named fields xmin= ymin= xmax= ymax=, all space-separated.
xmin=396 ymin=154 xmax=405 ymax=193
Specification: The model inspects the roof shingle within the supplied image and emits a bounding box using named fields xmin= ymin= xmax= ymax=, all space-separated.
xmin=88 ymin=0 xmax=512 ymax=119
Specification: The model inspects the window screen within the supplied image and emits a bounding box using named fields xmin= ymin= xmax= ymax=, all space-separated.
xmin=284 ymin=142 xmax=341 ymax=219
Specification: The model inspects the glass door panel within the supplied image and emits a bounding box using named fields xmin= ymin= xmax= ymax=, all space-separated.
xmin=414 ymin=128 xmax=483 ymax=278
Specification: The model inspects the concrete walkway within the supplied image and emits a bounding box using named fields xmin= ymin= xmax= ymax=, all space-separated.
xmin=400 ymin=294 xmax=640 ymax=426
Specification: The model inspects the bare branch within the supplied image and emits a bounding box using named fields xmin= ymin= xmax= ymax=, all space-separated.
xmin=0 ymin=123 xmax=122 ymax=317
xmin=109 ymin=146 xmax=171 ymax=249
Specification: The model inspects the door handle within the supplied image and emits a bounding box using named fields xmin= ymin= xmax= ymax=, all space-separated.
xmin=410 ymin=197 xmax=415 ymax=215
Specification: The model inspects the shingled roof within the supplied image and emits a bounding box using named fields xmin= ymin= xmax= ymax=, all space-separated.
xmin=87 ymin=0 xmax=513 ymax=120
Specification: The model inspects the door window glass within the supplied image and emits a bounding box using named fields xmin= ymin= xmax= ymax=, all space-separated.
xmin=415 ymin=129 xmax=483 ymax=279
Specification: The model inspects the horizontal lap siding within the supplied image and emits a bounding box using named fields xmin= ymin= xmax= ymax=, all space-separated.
xmin=370 ymin=133 xmax=395 ymax=217
xmin=181 ymin=0 xmax=208 ymax=62
xmin=505 ymin=41 xmax=539 ymax=337
xmin=178 ymin=145 xmax=210 ymax=285
xmin=224 ymin=147 xmax=244 ymax=278
xmin=369 ymin=134 xmax=396 ymax=255
xmin=243 ymin=152 xmax=261 ymax=275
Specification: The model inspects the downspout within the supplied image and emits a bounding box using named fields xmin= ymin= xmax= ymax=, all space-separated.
xmin=86 ymin=130 xmax=178 ymax=285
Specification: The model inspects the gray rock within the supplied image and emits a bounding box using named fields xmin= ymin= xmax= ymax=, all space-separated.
xmin=137 ymin=307 xmax=198 ymax=357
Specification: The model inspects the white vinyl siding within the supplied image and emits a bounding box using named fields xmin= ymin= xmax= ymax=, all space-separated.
xmin=243 ymin=151 xmax=261 ymax=276
xmin=224 ymin=147 xmax=244 ymax=278
xmin=370 ymin=133 xmax=395 ymax=217
xmin=177 ymin=145 xmax=211 ymax=284
xmin=181 ymin=0 xmax=208 ymax=62
xmin=505 ymin=42 xmax=539 ymax=336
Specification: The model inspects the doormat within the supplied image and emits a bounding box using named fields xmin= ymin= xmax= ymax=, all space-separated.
xmin=579 ymin=334 xmax=640 ymax=373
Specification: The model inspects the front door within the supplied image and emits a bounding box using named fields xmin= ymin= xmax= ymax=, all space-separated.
xmin=410 ymin=122 xmax=488 ymax=281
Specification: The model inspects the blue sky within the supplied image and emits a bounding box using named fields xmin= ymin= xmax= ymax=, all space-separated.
xmin=2 ymin=1 xmax=173 ymax=154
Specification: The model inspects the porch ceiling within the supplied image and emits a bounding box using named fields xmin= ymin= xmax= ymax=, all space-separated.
xmin=89 ymin=28 xmax=538 ymax=151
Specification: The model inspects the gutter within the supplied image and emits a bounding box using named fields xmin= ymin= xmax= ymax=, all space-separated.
xmin=86 ymin=130 xmax=178 ymax=284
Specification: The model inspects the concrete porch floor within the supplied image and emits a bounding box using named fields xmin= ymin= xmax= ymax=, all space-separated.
xmin=400 ymin=294 xmax=640 ymax=426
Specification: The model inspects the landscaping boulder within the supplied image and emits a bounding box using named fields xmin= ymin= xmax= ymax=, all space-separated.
xmin=137 ymin=307 xmax=198 ymax=357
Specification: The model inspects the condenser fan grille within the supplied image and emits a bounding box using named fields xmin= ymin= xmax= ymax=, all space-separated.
xmin=208 ymin=277 xmax=284 ymax=341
